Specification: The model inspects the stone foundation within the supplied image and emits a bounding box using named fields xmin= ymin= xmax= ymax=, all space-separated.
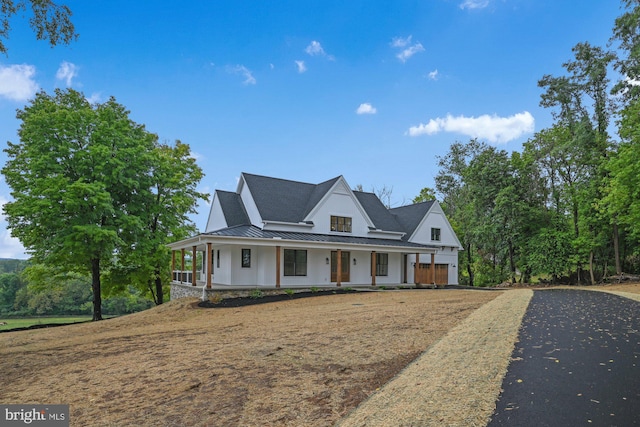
xmin=169 ymin=282 xmax=400 ymax=301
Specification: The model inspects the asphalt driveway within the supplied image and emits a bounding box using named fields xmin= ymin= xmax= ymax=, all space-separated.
xmin=489 ymin=289 xmax=640 ymax=426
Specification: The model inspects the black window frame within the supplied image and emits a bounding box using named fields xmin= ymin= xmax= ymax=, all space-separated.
xmin=375 ymin=253 xmax=389 ymax=276
xmin=284 ymin=249 xmax=307 ymax=276
xmin=241 ymin=248 xmax=251 ymax=268
xmin=431 ymin=227 xmax=441 ymax=242
xmin=330 ymin=215 xmax=352 ymax=233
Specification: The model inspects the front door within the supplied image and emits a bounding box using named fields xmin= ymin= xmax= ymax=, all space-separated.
xmin=331 ymin=251 xmax=350 ymax=282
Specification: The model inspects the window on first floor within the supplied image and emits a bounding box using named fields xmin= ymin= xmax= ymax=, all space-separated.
xmin=431 ymin=227 xmax=441 ymax=241
xmin=331 ymin=215 xmax=352 ymax=233
xmin=284 ymin=249 xmax=307 ymax=276
xmin=241 ymin=248 xmax=251 ymax=268
xmin=375 ymin=253 xmax=389 ymax=276
xmin=216 ymin=250 xmax=220 ymax=268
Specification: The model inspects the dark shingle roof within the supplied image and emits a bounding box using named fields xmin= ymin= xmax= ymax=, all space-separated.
xmin=390 ymin=201 xmax=435 ymax=240
xmin=242 ymin=173 xmax=320 ymax=222
xmin=353 ymin=191 xmax=405 ymax=233
xmin=216 ymin=190 xmax=249 ymax=227
xmin=214 ymin=173 xmax=434 ymax=240
xmin=205 ymin=225 xmax=437 ymax=249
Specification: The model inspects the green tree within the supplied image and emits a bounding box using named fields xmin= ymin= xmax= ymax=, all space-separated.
xmin=108 ymin=141 xmax=207 ymax=305
xmin=2 ymin=89 xmax=158 ymax=320
xmin=435 ymin=139 xmax=486 ymax=286
xmin=0 ymin=0 xmax=77 ymax=54
xmin=412 ymin=187 xmax=436 ymax=204
xmin=0 ymin=272 xmax=23 ymax=314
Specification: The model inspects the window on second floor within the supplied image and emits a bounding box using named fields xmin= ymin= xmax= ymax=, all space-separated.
xmin=331 ymin=215 xmax=352 ymax=233
xmin=431 ymin=227 xmax=441 ymax=241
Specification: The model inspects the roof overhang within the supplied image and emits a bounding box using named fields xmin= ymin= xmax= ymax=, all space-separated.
xmin=168 ymin=226 xmax=438 ymax=254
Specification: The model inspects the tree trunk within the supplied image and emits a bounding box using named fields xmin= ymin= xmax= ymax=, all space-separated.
xmin=613 ymin=222 xmax=622 ymax=275
xmin=91 ymin=258 xmax=103 ymax=321
xmin=155 ymin=269 xmax=164 ymax=305
xmin=147 ymin=280 xmax=158 ymax=305
xmin=508 ymin=240 xmax=516 ymax=283
xmin=466 ymin=242 xmax=474 ymax=287
xmin=589 ymin=251 xmax=596 ymax=285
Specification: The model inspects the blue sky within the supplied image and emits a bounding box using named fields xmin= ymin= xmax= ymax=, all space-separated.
xmin=0 ymin=0 xmax=624 ymax=258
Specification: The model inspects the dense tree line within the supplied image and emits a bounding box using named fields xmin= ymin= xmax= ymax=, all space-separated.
xmin=432 ymin=1 xmax=640 ymax=286
xmin=0 ymin=259 xmax=153 ymax=316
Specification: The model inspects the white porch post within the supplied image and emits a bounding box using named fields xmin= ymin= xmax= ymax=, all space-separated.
xmin=191 ymin=245 xmax=197 ymax=286
xmin=181 ymin=249 xmax=185 ymax=283
xmin=275 ymin=246 xmax=281 ymax=288
xmin=171 ymin=251 xmax=176 ymax=282
xmin=206 ymin=242 xmax=212 ymax=289
xmin=371 ymin=251 xmax=376 ymax=286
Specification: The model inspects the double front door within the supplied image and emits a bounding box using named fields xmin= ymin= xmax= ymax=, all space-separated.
xmin=330 ymin=251 xmax=350 ymax=282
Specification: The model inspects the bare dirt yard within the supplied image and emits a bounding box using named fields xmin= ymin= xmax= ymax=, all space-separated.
xmin=0 ymin=289 xmax=499 ymax=427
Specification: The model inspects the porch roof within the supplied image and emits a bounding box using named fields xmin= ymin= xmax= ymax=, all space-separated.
xmin=169 ymin=225 xmax=441 ymax=252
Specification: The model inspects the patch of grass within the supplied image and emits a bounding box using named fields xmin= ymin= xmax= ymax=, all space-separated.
xmin=208 ymin=293 xmax=223 ymax=304
xmin=310 ymin=287 xmax=320 ymax=293
xmin=249 ymin=289 xmax=264 ymax=299
xmin=283 ymin=289 xmax=295 ymax=298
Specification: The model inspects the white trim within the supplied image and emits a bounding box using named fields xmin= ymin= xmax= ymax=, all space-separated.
xmin=408 ymin=200 xmax=463 ymax=250
xmin=303 ymin=176 xmax=377 ymax=230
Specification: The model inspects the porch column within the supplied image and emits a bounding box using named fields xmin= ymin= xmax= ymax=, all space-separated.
xmin=414 ymin=253 xmax=420 ymax=285
xmin=192 ymin=245 xmax=197 ymax=286
xmin=206 ymin=243 xmax=212 ymax=289
xmin=171 ymin=251 xmax=176 ymax=282
xmin=275 ymin=246 xmax=281 ymax=288
xmin=371 ymin=251 xmax=376 ymax=286
xmin=431 ymin=253 xmax=435 ymax=284
xmin=181 ymin=249 xmax=185 ymax=283
xmin=336 ymin=249 xmax=342 ymax=287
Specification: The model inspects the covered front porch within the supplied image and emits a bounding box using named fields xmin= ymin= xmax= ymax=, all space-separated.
xmin=167 ymin=233 xmax=450 ymax=293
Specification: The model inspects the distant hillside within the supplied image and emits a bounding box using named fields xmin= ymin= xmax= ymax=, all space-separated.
xmin=0 ymin=259 xmax=28 ymax=274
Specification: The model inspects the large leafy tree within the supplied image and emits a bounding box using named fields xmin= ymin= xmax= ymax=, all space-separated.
xmin=2 ymin=89 xmax=160 ymax=320
xmin=0 ymin=0 xmax=77 ymax=54
xmin=108 ymin=140 xmax=207 ymax=305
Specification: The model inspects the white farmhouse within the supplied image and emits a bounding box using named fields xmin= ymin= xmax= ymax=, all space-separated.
xmin=169 ymin=172 xmax=462 ymax=298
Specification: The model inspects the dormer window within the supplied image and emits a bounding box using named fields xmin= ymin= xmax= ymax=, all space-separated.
xmin=431 ymin=227 xmax=441 ymax=241
xmin=331 ymin=215 xmax=352 ymax=233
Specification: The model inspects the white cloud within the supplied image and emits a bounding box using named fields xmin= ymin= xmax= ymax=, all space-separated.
xmin=391 ymin=36 xmax=413 ymax=48
xmin=295 ymin=60 xmax=307 ymax=73
xmin=0 ymin=64 xmax=38 ymax=101
xmin=305 ymin=41 xmax=334 ymax=60
xmin=391 ymin=35 xmax=424 ymax=63
xmin=86 ymin=92 xmax=102 ymax=104
xmin=397 ymin=43 xmax=424 ymax=62
xmin=56 ymin=61 xmax=78 ymax=86
xmin=427 ymin=69 xmax=439 ymax=80
xmin=0 ymin=231 xmax=26 ymax=259
xmin=407 ymin=111 xmax=535 ymax=144
xmin=0 ymin=195 xmax=27 ymax=259
xmin=460 ymin=0 xmax=490 ymax=9
xmin=356 ymin=103 xmax=377 ymax=115
xmin=227 ymin=65 xmax=256 ymax=85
